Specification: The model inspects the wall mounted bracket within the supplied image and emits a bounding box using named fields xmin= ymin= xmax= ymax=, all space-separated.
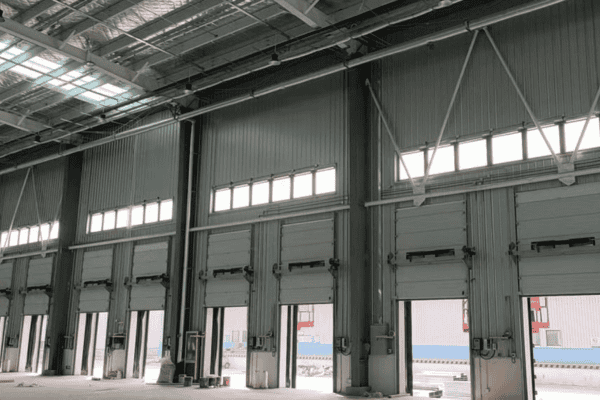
xmin=387 ymin=252 xmax=398 ymax=270
xmin=272 ymin=263 xmax=282 ymax=280
xmin=462 ymin=246 xmax=476 ymax=268
xmin=508 ymin=242 xmax=519 ymax=264
xmin=328 ymin=258 xmax=339 ymax=278
xmin=242 ymin=265 xmax=254 ymax=284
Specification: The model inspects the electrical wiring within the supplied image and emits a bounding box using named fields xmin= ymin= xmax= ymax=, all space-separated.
xmin=480 ymin=349 xmax=496 ymax=360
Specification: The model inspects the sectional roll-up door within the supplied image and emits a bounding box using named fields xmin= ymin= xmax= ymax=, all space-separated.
xmin=205 ymin=230 xmax=251 ymax=307
xmin=279 ymin=219 xmax=334 ymax=305
xmin=395 ymin=201 xmax=468 ymax=300
xmin=79 ymin=249 xmax=113 ymax=313
xmin=24 ymin=257 xmax=53 ymax=315
xmin=130 ymin=242 xmax=169 ymax=310
xmin=0 ymin=261 xmax=14 ymax=316
xmin=516 ymin=184 xmax=600 ymax=296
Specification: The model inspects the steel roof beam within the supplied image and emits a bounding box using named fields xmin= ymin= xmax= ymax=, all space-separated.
xmin=55 ymin=0 xmax=146 ymax=41
xmin=0 ymin=109 xmax=50 ymax=132
xmin=0 ymin=18 xmax=158 ymax=92
xmin=97 ymin=0 xmax=224 ymax=57
xmin=272 ymin=0 xmax=331 ymax=28
xmin=130 ymin=4 xmax=287 ymax=70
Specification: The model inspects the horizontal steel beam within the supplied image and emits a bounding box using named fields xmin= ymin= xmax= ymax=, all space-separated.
xmin=55 ymin=0 xmax=146 ymax=41
xmin=0 ymin=18 xmax=158 ymax=92
xmin=130 ymin=4 xmax=287 ymax=70
xmin=0 ymin=248 xmax=58 ymax=261
xmin=273 ymin=0 xmax=332 ymax=28
xmin=363 ymin=166 xmax=597 ymax=207
xmin=0 ymin=109 xmax=50 ymax=132
xmin=97 ymin=0 xmax=224 ymax=57
xmin=68 ymin=231 xmax=176 ymax=250
xmin=190 ymin=205 xmax=350 ymax=232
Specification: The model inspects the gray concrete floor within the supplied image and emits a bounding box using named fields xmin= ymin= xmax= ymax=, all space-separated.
xmin=0 ymin=373 xmax=434 ymax=400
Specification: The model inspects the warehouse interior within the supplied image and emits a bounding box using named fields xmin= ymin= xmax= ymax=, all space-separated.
xmin=0 ymin=0 xmax=599 ymax=399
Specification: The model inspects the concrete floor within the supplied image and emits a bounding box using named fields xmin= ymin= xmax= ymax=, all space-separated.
xmin=0 ymin=373 xmax=434 ymax=400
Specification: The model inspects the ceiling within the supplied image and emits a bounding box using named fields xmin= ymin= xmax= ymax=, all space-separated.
xmin=0 ymin=0 xmax=472 ymax=164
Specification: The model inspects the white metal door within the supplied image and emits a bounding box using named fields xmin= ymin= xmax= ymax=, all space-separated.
xmin=516 ymin=184 xmax=600 ymax=296
xmin=205 ymin=230 xmax=251 ymax=307
xmin=0 ymin=261 xmax=13 ymax=316
xmin=79 ymin=249 xmax=113 ymax=313
xmin=130 ymin=242 xmax=169 ymax=310
xmin=24 ymin=257 xmax=53 ymax=315
xmin=395 ymin=201 xmax=468 ymax=300
xmin=279 ymin=219 xmax=334 ymax=305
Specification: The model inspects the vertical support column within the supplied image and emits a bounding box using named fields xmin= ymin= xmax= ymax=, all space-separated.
xmin=343 ymin=66 xmax=370 ymax=393
xmin=168 ymin=119 xmax=199 ymax=374
xmin=468 ymin=188 xmax=526 ymax=400
xmin=46 ymin=152 xmax=83 ymax=373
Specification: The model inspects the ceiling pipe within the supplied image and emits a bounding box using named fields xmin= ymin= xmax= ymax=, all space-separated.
xmin=0 ymin=0 xmax=568 ymax=177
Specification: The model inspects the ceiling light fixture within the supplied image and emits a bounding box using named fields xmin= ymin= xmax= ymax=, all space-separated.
xmin=269 ymin=53 xmax=281 ymax=67
xmin=0 ymin=10 xmax=5 ymax=23
xmin=184 ymin=82 xmax=193 ymax=95
xmin=33 ymin=134 xmax=41 ymax=144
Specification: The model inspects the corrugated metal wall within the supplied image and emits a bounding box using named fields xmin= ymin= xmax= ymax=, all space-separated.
xmin=0 ymin=159 xmax=64 ymax=230
xmin=381 ymin=0 xmax=600 ymax=150
xmin=76 ymin=111 xmax=180 ymax=241
xmin=202 ymin=73 xmax=347 ymax=187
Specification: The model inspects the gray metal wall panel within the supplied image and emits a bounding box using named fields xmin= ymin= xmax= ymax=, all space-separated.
xmin=520 ymin=255 xmax=600 ymax=296
xmin=23 ymin=293 xmax=49 ymax=315
xmin=132 ymin=241 xmax=169 ymax=278
xmin=381 ymin=0 xmax=600 ymax=149
xmin=79 ymin=288 xmax=110 ymax=313
xmin=281 ymin=219 xmax=334 ymax=265
xmin=81 ymin=248 xmax=113 ymax=282
xmin=130 ymin=285 xmax=165 ymax=310
xmin=76 ymin=111 xmax=180 ymax=241
xmin=27 ymin=257 xmax=53 ymax=287
xmin=133 ymin=119 xmax=180 ymax=203
xmin=203 ymin=73 xmax=346 ymax=186
xmin=204 ymin=278 xmax=249 ymax=307
xmin=206 ymin=230 xmax=251 ymax=272
xmin=0 ymin=160 xmax=64 ymax=230
xmin=0 ymin=261 xmax=13 ymax=290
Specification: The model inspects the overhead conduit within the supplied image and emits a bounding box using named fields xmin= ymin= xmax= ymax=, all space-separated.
xmin=0 ymin=0 xmax=569 ymax=177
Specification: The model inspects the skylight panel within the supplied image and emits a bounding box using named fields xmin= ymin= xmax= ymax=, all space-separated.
xmin=0 ymin=47 xmax=25 ymax=60
xmin=61 ymin=83 xmax=76 ymax=91
xmin=10 ymin=65 xmax=42 ymax=79
xmin=60 ymin=70 xmax=83 ymax=81
xmin=73 ymin=76 xmax=96 ymax=86
xmin=47 ymin=79 xmax=66 ymax=87
xmin=93 ymin=83 xmax=127 ymax=97
xmin=77 ymin=91 xmax=107 ymax=102
xmin=22 ymin=56 xmax=60 ymax=73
